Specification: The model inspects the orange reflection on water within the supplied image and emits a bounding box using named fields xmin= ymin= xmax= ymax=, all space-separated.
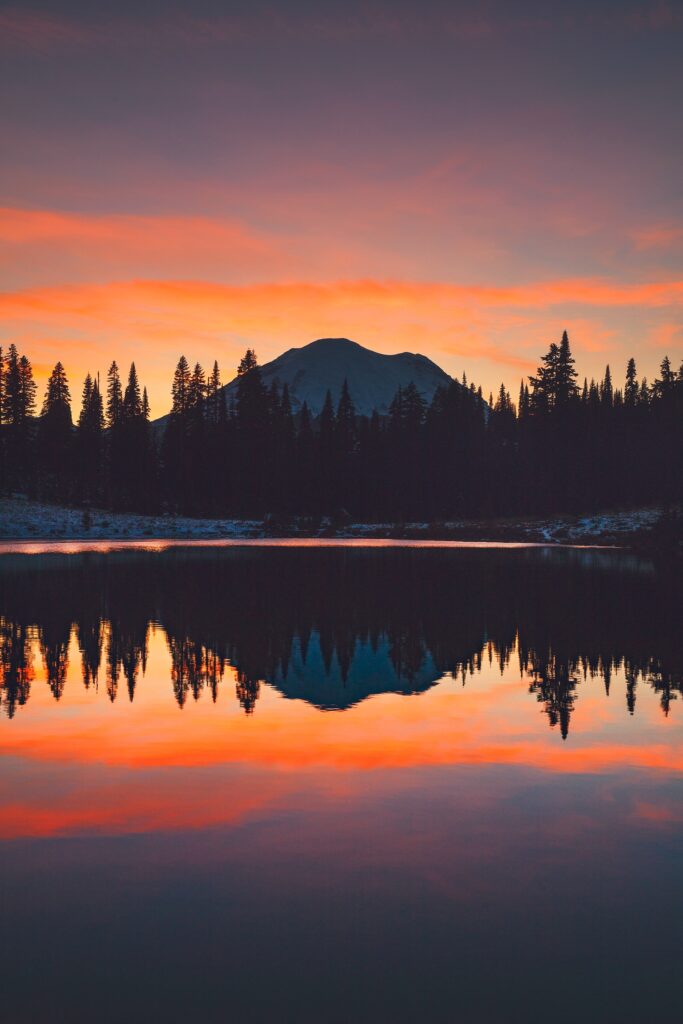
xmin=1 ymin=628 xmax=682 ymax=839
xmin=2 ymin=628 xmax=681 ymax=774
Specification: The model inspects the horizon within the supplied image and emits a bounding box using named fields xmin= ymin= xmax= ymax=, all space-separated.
xmin=4 ymin=330 xmax=678 ymax=422
xmin=2 ymin=0 xmax=682 ymax=414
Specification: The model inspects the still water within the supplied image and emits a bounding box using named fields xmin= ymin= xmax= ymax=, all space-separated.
xmin=0 ymin=544 xmax=681 ymax=1023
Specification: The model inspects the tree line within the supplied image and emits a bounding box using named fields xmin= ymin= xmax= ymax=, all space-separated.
xmin=0 ymin=332 xmax=681 ymax=519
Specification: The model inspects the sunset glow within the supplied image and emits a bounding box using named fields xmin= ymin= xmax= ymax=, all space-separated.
xmin=2 ymin=625 xmax=681 ymax=840
xmin=2 ymin=1 xmax=681 ymax=411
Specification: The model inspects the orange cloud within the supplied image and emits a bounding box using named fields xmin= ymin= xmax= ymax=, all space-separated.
xmin=646 ymin=321 xmax=683 ymax=351
xmin=0 ymin=206 xmax=290 ymax=283
xmin=2 ymin=274 xmax=681 ymax=413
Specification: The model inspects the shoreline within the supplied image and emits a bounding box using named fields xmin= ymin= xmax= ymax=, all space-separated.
xmin=0 ymin=497 xmax=676 ymax=549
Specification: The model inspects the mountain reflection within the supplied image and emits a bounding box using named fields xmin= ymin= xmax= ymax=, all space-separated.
xmin=0 ymin=546 xmax=681 ymax=736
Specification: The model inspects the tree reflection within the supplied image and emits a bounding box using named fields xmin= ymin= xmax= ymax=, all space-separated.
xmin=0 ymin=619 xmax=34 ymax=718
xmin=0 ymin=547 xmax=680 ymax=737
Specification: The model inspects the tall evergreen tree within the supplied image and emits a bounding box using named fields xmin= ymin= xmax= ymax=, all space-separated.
xmin=3 ymin=345 xmax=22 ymax=429
xmin=117 ymin=363 xmax=153 ymax=509
xmin=601 ymin=365 xmax=613 ymax=408
xmin=77 ymin=373 xmax=105 ymax=503
xmin=625 ymin=358 xmax=638 ymax=406
xmin=37 ymin=362 xmax=73 ymax=500
xmin=171 ymin=356 xmax=191 ymax=416
xmin=237 ymin=349 xmax=258 ymax=376
xmin=528 ymin=342 xmax=559 ymax=414
xmin=123 ymin=363 xmax=143 ymax=420
xmin=106 ymin=361 xmax=123 ymax=428
xmin=207 ymin=361 xmax=222 ymax=425
xmin=188 ymin=362 xmax=206 ymax=412
xmin=555 ymin=331 xmax=578 ymax=407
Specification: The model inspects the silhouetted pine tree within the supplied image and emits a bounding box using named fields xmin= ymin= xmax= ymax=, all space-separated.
xmin=119 ymin=363 xmax=153 ymax=509
xmin=625 ymin=358 xmax=638 ymax=406
xmin=2 ymin=345 xmax=37 ymax=494
xmin=37 ymin=362 xmax=72 ymax=501
xmin=77 ymin=373 xmax=105 ymax=503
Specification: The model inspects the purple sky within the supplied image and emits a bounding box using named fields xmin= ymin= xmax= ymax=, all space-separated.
xmin=1 ymin=0 xmax=682 ymax=411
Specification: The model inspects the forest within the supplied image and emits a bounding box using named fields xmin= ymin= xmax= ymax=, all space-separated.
xmin=0 ymin=333 xmax=681 ymax=521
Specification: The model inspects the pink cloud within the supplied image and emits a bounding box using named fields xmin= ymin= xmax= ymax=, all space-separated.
xmin=631 ymin=222 xmax=683 ymax=250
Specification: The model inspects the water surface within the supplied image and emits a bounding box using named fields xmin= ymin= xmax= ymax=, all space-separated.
xmin=0 ymin=545 xmax=681 ymax=1023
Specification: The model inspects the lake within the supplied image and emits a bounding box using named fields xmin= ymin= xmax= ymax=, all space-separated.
xmin=0 ymin=543 xmax=681 ymax=1023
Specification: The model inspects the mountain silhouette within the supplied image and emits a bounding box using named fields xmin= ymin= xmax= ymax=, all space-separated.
xmin=226 ymin=337 xmax=452 ymax=416
xmin=152 ymin=338 xmax=454 ymax=432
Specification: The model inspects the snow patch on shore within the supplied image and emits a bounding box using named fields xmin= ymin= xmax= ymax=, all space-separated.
xmin=0 ymin=497 xmax=262 ymax=541
xmin=0 ymin=497 xmax=667 ymax=544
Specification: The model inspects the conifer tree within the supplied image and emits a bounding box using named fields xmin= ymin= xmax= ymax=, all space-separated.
xmin=528 ymin=342 xmax=559 ymax=414
xmin=625 ymin=358 xmax=638 ymax=406
xmin=18 ymin=355 xmax=36 ymax=421
xmin=2 ymin=346 xmax=35 ymax=467
xmin=106 ymin=361 xmax=123 ymax=428
xmin=3 ymin=344 xmax=21 ymax=428
xmin=555 ymin=330 xmax=578 ymax=408
xmin=123 ymin=363 xmax=142 ymax=420
xmin=41 ymin=362 xmax=70 ymax=413
xmin=188 ymin=363 xmax=206 ymax=412
xmin=237 ymin=349 xmax=258 ymax=376
xmin=207 ymin=361 xmax=221 ymax=425
xmin=38 ymin=362 xmax=73 ymax=500
xmin=653 ymin=355 xmax=674 ymax=399
xmin=601 ymin=365 xmax=613 ymax=408
xmin=77 ymin=373 xmax=105 ymax=502
xmin=171 ymin=356 xmax=191 ymax=416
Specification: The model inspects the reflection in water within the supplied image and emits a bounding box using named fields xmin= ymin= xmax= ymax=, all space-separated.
xmin=1 ymin=546 xmax=682 ymax=1024
xmin=1 ymin=546 xmax=681 ymax=734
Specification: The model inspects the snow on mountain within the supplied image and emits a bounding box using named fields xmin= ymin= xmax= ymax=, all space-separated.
xmin=222 ymin=337 xmax=453 ymax=417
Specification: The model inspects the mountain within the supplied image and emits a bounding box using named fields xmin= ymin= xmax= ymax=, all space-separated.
xmin=269 ymin=630 xmax=440 ymax=710
xmin=222 ymin=337 xmax=453 ymax=417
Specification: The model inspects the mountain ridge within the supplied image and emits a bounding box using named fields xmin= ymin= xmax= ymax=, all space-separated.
xmin=220 ymin=336 xmax=453 ymax=418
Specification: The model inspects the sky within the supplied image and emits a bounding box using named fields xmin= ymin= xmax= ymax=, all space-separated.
xmin=1 ymin=0 xmax=682 ymax=415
